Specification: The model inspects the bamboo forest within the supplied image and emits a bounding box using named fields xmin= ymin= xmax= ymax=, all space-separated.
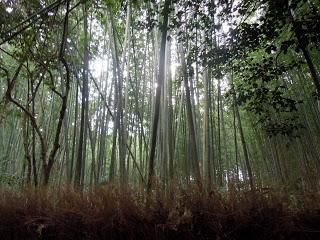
xmin=0 ymin=0 xmax=320 ymax=239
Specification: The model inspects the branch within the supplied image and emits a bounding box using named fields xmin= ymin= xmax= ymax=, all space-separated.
xmin=5 ymin=63 xmax=47 ymax=154
xmin=0 ymin=0 xmax=65 ymax=45
xmin=47 ymin=69 xmax=63 ymax=99
xmin=47 ymin=0 xmax=71 ymax=171
xmin=0 ymin=0 xmax=83 ymax=46
xmin=27 ymin=69 xmax=48 ymax=105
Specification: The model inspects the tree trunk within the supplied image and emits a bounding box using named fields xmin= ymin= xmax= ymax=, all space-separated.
xmin=75 ymin=1 xmax=89 ymax=188
xmin=232 ymin=82 xmax=254 ymax=190
xmin=180 ymin=46 xmax=202 ymax=190
xmin=147 ymin=0 xmax=171 ymax=194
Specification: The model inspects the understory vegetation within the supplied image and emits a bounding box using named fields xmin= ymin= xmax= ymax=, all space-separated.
xmin=0 ymin=186 xmax=319 ymax=240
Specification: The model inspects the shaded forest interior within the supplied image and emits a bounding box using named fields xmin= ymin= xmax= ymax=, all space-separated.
xmin=0 ymin=0 xmax=320 ymax=239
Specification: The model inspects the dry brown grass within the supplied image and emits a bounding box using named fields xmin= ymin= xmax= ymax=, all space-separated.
xmin=0 ymin=184 xmax=319 ymax=240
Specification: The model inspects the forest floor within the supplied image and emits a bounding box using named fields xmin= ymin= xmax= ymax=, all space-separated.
xmin=0 ymin=184 xmax=319 ymax=240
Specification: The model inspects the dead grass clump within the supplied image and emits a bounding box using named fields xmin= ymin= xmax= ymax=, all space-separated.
xmin=0 ymin=186 xmax=319 ymax=239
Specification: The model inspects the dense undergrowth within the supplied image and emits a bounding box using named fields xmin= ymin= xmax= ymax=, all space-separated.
xmin=0 ymin=185 xmax=319 ymax=240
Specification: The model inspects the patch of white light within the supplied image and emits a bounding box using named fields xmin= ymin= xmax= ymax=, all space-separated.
xmin=213 ymin=76 xmax=231 ymax=94
xmin=86 ymin=13 xmax=114 ymax=102
xmin=169 ymin=35 xmax=179 ymax=79
xmin=6 ymin=7 xmax=13 ymax=13
xmin=108 ymin=121 xmax=114 ymax=131
xmin=88 ymin=57 xmax=111 ymax=102
xmin=170 ymin=62 xmax=179 ymax=80
xmin=90 ymin=57 xmax=109 ymax=79
xmin=247 ymin=6 xmax=264 ymax=24
xmin=221 ymin=21 xmax=230 ymax=34
xmin=238 ymin=169 xmax=244 ymax=181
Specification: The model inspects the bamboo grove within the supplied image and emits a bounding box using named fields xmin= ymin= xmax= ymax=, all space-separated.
xmin=0 ymin=0 xmax=319 ymax=194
